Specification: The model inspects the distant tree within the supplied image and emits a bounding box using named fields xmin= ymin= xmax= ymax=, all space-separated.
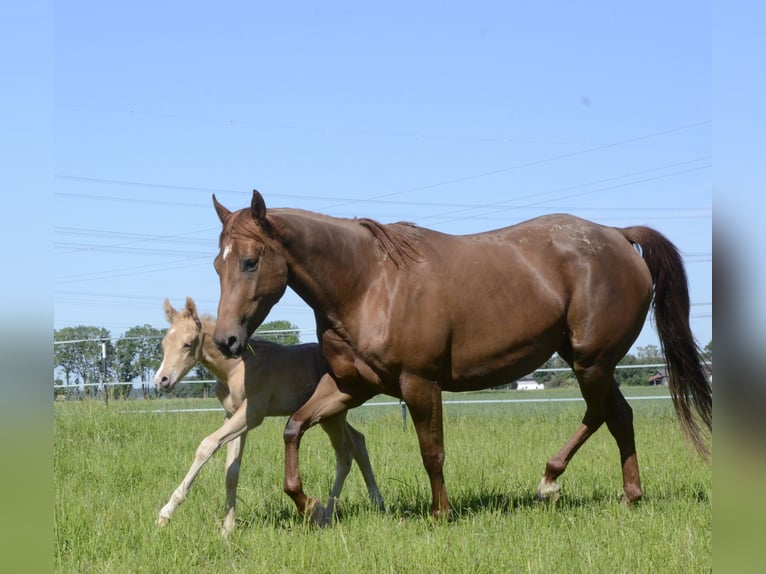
xmin=615 ymin=353 xmax=648 ymax=386
xmin=255 ymin=320 xmax=300 ymax=345
xmin=703 ymin=340 xmax=712 ymax=361
xmin=54 ymin=326 xmax=114 ymax=395
xmin=114 ymin=325 xmax=164 ymax=399
xmin=533 ymin=354 xmax=575 ymax=388
xmin=635 ymin=344 xmax=663 ymax=363
xmin=115 ymin=325 xmax=164 ymax=382
xmin=614 ymin=345 xmax=666 ymax=386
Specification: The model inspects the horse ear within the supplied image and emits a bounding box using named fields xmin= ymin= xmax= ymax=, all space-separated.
xmin=163 ymin=298 xmax=177 ymax=323
xmin=250 ymin=189 xmax=267 ymax=224
xmin=184 ymin=296 xmax=198 ymax=320
xmin=212 ymin=194 xmax=231 ymax=223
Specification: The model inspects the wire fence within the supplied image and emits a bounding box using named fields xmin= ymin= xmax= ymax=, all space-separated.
xmin=52 ymin=362 xmax=677 ymax=392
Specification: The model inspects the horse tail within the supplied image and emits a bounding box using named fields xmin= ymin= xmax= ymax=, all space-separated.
xmin=621 ymin=226 xmax=712 ymax=460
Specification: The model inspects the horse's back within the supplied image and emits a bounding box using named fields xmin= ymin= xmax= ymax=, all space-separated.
xmin=363 ymin=214 xmax=654 ymax=387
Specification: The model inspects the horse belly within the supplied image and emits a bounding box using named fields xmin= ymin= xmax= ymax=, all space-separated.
xmin=445 ymin=328 xmax=562 ymax=392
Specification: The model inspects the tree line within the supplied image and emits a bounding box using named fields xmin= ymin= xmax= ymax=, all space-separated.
xmin=53 ymin=320 xmax=301 ymax=400
xmin=54 ymin=324 xmax=711 ymax=399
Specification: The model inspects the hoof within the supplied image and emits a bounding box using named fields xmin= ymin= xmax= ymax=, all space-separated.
xmin=619 ymin=493 xmax=643 ymax=507
xmin=156 ymin=515 xmax=169 ymax=527
xmin=536 ymin=476 xmax=561 ymax=503
xmin=305 ymin=497 xmax=330 ymax=527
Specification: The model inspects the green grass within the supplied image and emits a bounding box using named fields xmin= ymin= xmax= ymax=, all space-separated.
xmin=54 ymin=389 xmax=711 ymax=573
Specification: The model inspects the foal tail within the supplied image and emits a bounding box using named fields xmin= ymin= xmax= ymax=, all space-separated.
xmin=621 ymin=226 xmax=712 ymax=460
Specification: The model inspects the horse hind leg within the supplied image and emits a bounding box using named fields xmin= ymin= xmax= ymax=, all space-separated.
xmin=536 ymin=360 xmax=643 ymax=505
xmin=604 ymin=385 xmax=642 ymax=504
xmin=537 ymin=421 xmax=599 ymax=502
xmin=537 ymin=346 xmax=604 ymax=502
xmin=536 ymin=359 xmax=609 ymax=502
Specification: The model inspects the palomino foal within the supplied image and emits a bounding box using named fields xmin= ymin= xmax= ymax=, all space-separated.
xmin=154 ymin=297 xmax=384 ymax=534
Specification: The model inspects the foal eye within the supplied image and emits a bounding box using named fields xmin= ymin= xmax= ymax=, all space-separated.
xmin=183 ymin=342 xmax=192 ymax=350
xmin=241 ymin=258 xmax=259 ymax=272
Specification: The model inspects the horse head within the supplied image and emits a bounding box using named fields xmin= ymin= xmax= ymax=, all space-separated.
xmin=154 ymin=297 xmax=204 ymax=392
xmin=212 ymin=190 xmax=288 ymax=357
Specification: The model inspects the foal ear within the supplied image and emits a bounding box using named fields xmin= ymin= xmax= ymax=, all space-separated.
xmin=183 ymin=296 xmax=198 ymax=320
xmin=163 ymin=298 xmax=177 ymax=323
xmin=184 ymin=296 xmax=202 ymax=330
xmin=212 ymin=194 xmax=232 ymax=223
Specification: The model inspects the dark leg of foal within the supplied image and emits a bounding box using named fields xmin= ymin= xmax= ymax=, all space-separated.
xmin=400 ymin=375 xmax=449 ymax=518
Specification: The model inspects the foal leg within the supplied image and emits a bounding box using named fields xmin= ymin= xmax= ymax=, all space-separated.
xmin=317 ymin=414 xmax=353 ymax=523
xmin=346 ymin=422 xmax=385 ymax=511
xmin=283 ymin=373 xmax=372 ymax=525
xmin=156 ymin=400 xmax=250 ymax=528
xmin=400 ymin=374 xmax=449 ymax=518
xmin=221 ymin=433 xmax=247 ymax=537
xmin=317 ymin=415 xmax=385 ymax=523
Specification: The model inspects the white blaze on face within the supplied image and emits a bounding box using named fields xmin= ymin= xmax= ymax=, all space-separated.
xmin=222 ymin=243 xmax=232 ymax=261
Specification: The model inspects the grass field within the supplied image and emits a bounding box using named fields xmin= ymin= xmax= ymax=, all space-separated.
xmin=54 ymin=388 xmax=711 ymax=573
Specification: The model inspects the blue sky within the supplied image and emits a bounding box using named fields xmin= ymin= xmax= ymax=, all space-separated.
xmin=53 ymin=2 xmax=712 ymax=351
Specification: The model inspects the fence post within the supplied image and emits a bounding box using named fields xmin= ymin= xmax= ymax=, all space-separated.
xmin=101 ymin=341 xmax=108 ymax=407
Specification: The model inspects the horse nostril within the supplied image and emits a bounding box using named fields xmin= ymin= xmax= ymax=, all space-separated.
xmin=227 ymin=336 xmax=239 ymax=355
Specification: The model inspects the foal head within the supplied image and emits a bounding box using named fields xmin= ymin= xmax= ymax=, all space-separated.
xmin=212 ymin=191 xmax=288 ymax=357
xmin=154 ymin=297 xmax=204 ymax=392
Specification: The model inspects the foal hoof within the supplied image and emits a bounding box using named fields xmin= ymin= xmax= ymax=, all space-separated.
xmin=536 ymin=476 xmax=561 ymax=503
xmin=156 ymin=515 xmax=169 ymax=527
xmin=305 ymin=497 xmax=330 ymax=527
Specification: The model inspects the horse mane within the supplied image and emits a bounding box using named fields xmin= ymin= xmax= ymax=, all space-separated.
xmin=222 ymin=204 xmax=422 ymax=268
xmin=357 ymin=218 xmax=422 ymax=268
xmin=199 ymin=313 xmax=216 ymax=334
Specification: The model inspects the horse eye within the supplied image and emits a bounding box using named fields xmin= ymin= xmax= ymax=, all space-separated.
xmin=183 ymin=342 xmax=192 ymax=349
xmin=241 ymin=258 xmax=259 ymax=272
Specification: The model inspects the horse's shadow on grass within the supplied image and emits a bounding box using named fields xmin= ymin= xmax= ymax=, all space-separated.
xmin=234 ymin=481 xmax=710 ymax=530
xmin=235 ymin=491 xmax=591 ymax=530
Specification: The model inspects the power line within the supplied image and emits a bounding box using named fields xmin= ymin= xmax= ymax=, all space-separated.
xmin=55 ymin=157 xmax=711 ymax=217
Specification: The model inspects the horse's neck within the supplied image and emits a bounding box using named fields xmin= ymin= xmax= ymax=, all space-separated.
xmin=273 ymin=209 xmax=379 ymax=315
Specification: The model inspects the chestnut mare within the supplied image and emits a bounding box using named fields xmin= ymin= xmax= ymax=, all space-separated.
xmin=211 ymin=190 xmax=711 ymax=522
xmin=154 ymin=297 xmax=384 ymax=534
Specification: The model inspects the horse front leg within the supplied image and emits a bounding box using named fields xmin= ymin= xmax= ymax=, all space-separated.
xmin=283 ymin=373 xmax=370 ymax=526
xmin=400 ymin=374 xmax=449 ymax=518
